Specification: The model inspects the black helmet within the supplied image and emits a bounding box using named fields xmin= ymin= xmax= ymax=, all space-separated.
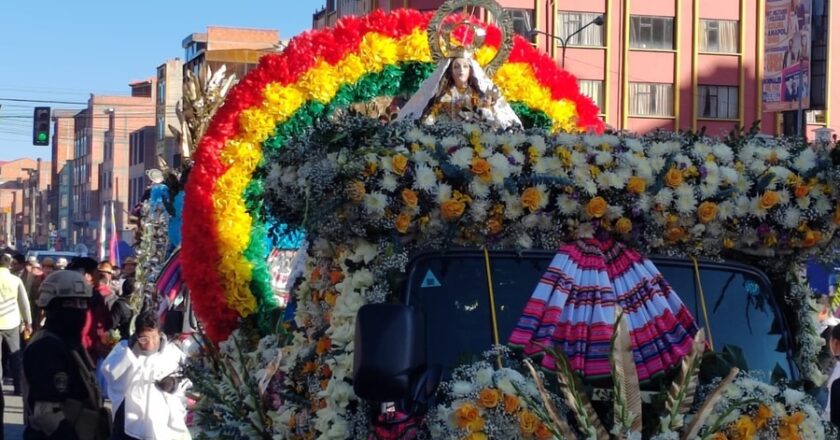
xmin=37 ymin=270 xmax=92 ymax=308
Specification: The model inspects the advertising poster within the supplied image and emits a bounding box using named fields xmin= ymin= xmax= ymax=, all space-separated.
xmin=763 ymin=0 xmax=811 ymax=112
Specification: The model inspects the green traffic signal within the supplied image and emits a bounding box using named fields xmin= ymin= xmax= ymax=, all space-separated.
xmin=37 ymin=132 xmax=48 ymax=142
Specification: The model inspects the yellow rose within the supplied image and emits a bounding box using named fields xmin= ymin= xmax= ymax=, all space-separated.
xmin=441 ymin=199 xmax=466 ymax=222
xmin=477 ymin=388 xmax=501 ymax=409
xmin=665 ymin=167 xmax=684 ymax=188
xmin=756 ymin=404 xmax=773 ymax=430
xmin=759 ymin=191 xmax=780 ymax=210
xmin=723 ymin=237 xmax=735 ymax=249
xmin=471 ymin=157 xmax=491 ymax=181
xmin=794 ymin=185 xmax=810 ymax=199
xmin=664 ymin=225 xmax=686 ymax=242
xmin=395 ymin=212 xmax=411 ymax=234
xmin=346 ymin=180 xmax=366 ymax=203
xmin=454 ymin=403 xmax=480 ymax=430
xmin=708 ymin=433 xmax=729 ymax=440
xmin=463 ymin=433 xmax=488 ymax=440
xmin=503 ymin=394 xmax=519 ymax=414
xmin=697 ymin=201 xmax=718 ymax=224
xmin=392 ymin=154 xmax=409 ymax=176
xmin=733 ymin=415 xmax=756 ymax=440
xmin=487 ymin=218 xmax=503 ymax=235
xmin=802 ymin=229 xmax=821 ymax=248
xmin=586 ymin=197 xmax=608 ymax=218
xmin=519 ymin=411 xmax=539 ymax=435
xmin=363 ymin=161 xmax=378 ymax=177
xmin=627 ymin=176 xmax=646 ymax=194
xmin=401 ymin=189 xmax=418 ymax=209
xmin=521 ymin=187 xmax=543 ymax=213
xmin=616 ymin=217 xmax=633 ymax=234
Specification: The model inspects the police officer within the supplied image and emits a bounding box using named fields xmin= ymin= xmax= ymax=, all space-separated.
xmin=22 ymin=270 xmax=111 ymax=440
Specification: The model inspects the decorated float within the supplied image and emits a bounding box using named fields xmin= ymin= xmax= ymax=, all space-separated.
xmin=179 ymin=1 xmax=840 ymax=438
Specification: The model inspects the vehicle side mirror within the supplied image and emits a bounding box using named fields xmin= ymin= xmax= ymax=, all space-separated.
xmin=353 ymin=303 xmax=425 ymax=402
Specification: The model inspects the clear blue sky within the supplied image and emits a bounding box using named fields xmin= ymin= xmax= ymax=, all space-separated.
xmin=0 ymin=0 xmax=321 ymax=161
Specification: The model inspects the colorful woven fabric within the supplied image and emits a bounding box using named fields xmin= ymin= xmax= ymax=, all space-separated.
xmin=509 ymin=238 xmax=698 ymax=381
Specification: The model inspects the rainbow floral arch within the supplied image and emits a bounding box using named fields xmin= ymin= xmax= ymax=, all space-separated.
xmin=182 ymin=8 xmax=604 ymax=342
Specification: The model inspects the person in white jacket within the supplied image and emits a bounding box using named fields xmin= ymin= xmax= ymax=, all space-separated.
xmin=102 ymin=310 xmax=190 ymax=440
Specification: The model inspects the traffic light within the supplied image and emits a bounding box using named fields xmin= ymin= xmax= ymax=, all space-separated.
xmin=33 ymin=106 xmax=51 ymax=146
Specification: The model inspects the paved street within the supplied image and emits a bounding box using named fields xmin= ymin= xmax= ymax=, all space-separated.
xmin=2 ymin=383 xmax=24 ymax=440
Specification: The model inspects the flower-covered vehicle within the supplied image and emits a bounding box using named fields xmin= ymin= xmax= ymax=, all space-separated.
xmin=179 ymin=1 xmax=840 ymax=439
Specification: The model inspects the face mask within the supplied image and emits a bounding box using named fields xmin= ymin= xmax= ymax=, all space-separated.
xmin=45 ymin=307 xmax=87 ymax=338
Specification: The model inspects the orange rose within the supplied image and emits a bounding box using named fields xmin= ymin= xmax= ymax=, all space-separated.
xmin=733 ymin=415 xmax=757 ymax=440
xmin=392 ymin=154 xmax=409 ymax=176
xmin=723 ymin=237 xmax=735 ymax=249
xmin=665 ymin=167 xmax=684 ymax=188
xmin=363 ymin=161 xmax=378 ymax=177
xmin=477 ymin=388 xmax=501 ymax=409
xmin=346 ymin=180 xmax=366 ymax=203
xmin=802 ymin=229 xmax=821 ymax=247
xmin=329 ymin=270 xmax=343 ymax=285
xmin=519 ymin=411 xmax=539 ymax=435
xmin=697 ymin=201 xmax=718 ymax=224
xmin=441 ymin=199 xmax=466 ymax=221
xmin=755 ymin=404 xmax=772 ymax=430
xmin=794 ymin=185 xmax=810 ymax=199
xmin=627 ymin=176 xmax=646 ymax=194
xmin=535 ymin=423 xmax=554 ymax=440
xmin=664 ymin=225 xmax=686 ymax=242
xmin=759 ymin=191 xmax=780 ymax=210
xmin=487 ymin=218 xmax=503 ymax=235
xmin=471 ymin=157 xmax=491 ymax=181
xmin=464 ymin=433 xmax=488 ymax=440
xmin=708 ymin=433 xmax=728 ymax=440
xmin=521 ymin=187 xmax=543 ymax=213
xmin=616 ymin=217 xmax=633 ymax=234
xmin=395 ymin=212 xmax=411 ymax=234
xmin=315 ymin=337 xmax=331 ymax=355
xmin=401 ymin=189 xmax=418 ymax=209
xmin=586 ymin=197 xmax=608 ymax=218
xmin=503 ymin=394 xmax=519 ymax=414
xmin=454 ymin=403 xmax=484 ymax=432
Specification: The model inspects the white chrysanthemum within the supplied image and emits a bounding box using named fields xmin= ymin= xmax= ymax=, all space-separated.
xmin=414 ymin=164 xmax=437 ymax=192
xmin=502 ymin=192 xmax=523 ymax=219
xmin=676 ymin=193 xmax=697 ymax=214
xmin=693 ymin=143 xmax=712 ymax=159
xmin=738 ymin=143 xmax=756 ymax=163
xmin=674 ymin=153 xmax=692 ymax=168
xmin=440 ymin=135 xmax=461 ymax=149
xmin=449 ymin=147 xmax=474 ymax=169
xmin=748 ymin=158 xmax=767 ymax=174
xmin=363 ymin=192 xmax=388 ymax=217
xmin=626 ymin=138 xmax=644 ymax=152
xmin=634 ymin=159 xmax=654 ymax=180
xmin=380 ymin=174 xmax=398 ymax=192
xmin=558 ymin=194 xmax=580 ymax=215
xmin=751 ymin=197 xmax=768 ymax=219
xmin=607 ymin=204 xmax=624 ymax=220
xmin=528 ymin=135 xmax=547 ymax=153
xmin=419 ymin=134 xmax=436 ymax=147
xmin=637 ymin=194 xmax=652 ymax=212
xmin=735 ymin=195 xmax=751 ymax=216
xmin=719 ymin=166 xmax=738 ymax=184
xmin=654 ymin=188 xmax=674 ymax=207
xmin=517 ymin=233 xmax=533 ymax=248
xmin=577 ymin=222 xmax=595 ymax=238
xmin=412 ymin=149 xmax=435 ymax=166
xmin=782 ymin=207 xmax=802 ymax=228
xmin=435 ymin=183 xmax=452 ymax=204
xmin=650 ymin=157 xmax=667 ymax=173
xmin=797 ymin=195 xmax=811 ymax=210
xmin=717 ymin=201 xmax=735 ymax=220
xmin=768 ymin=166 xmax=792 ymax=183
xmin=462 ymin=123 xmax=480 ymax=135
xmin=509 ymin=149 xmax=526 ymax=167
xmin=778 ymin=189 xmax=791 ymax=206
xmin=734 ymin=177 xmax=753 ymax=194
xmin=488 ymin=153 xmax=512 ymax=183
xmin=405 ymin=127 xmax=424 ymax=142
xmin=475 ymin=367 xmax=494 ymax=388
xmin=783 ymin=388 xmax=807 ymax=406
xmin=773 ymin=146 xmax=791 ymax=161
xmin=571 ymin=151 xmax=588 ymax=167
xmin=583 ymin=180 xmax=598 ymax=196
xmin=534 ymin=156 xmax=562 ymax=174
xmin=699 ymin=183 xmax=718 ymax=200
xmin=584 ymin=135 xmax=602 ymax=147
xmin=793 ymin=148 xmax=817 ymax=172
xmin=596 ymin=172 xmax=611 ymax=190
xmin=522 ymin=213 xmax=540 ymax=229
xmin=555 ymin=133 xmax=579 ymax=145
xmin=468 ymin=180 xmax=490 ymax=199
xmin=650 ymin=142 xmax=669 ymax=157
xmin=712 ymin=143 xmax=734 ymax=163
xmin=594 ymin=150 xmax=612 ymax=166
xmin=814 ymin=194 xmax=832 ymax=215
xmin=607 ymin=171 xmax=626 ymax=189
xmin=479 ymin=132 xmax=497 ymax=147
xmin=470 ymin=200 xmax=490 ymax=221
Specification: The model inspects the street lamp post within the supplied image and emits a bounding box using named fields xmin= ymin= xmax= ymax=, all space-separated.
xmin=529 ymin=15 xmax=604 ymax=69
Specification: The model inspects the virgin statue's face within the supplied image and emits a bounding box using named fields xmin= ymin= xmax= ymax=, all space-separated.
xmin=451 ymin=58 xmax=471 ymax=87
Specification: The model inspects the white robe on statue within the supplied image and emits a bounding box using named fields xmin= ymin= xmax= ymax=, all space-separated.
xmin=102 ymin=338 xmax=191 ymax=440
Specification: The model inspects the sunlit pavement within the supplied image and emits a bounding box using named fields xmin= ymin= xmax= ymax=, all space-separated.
xmin=2 ymin=382 xmax=24 ymax=440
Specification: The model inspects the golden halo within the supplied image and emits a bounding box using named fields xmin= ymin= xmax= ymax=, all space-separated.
xmin=427 ymin=0 xmax=514 ymax=76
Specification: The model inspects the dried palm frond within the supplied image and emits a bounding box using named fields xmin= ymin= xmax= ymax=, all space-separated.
xmin=539 ymin=343 xmax=609 ymax=440
xmin=682 ymin=367 xmax=740 ymax=440
xmin=662 ymin=330 xmax=706 ymax=432
xmin=522 ymin=358 xmax=576 ymax=440
xmin=611 ymin=308 xmax=642 ymax=435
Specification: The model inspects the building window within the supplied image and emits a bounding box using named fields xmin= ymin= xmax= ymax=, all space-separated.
xmin=505 ymin=8 xmax=534 ymax=38
xmin=630 ymin=16 xmax=674 ymax=50
xmin=157 ymin=116 xmax=165 ymax=140
xmin=700 ymin=20 xmax=739 ymax=53
xmin=629 ymin=82 xmax=674 ymax=116
xmin=60 ymin=218 xmax=67 ymax=230
xmin=61 ymin=194 xmax=68 ymax=208
xmin=578 ymin=80 xmax=605 ymax=111
xmin=557 ymin=12 xmax=605 ymax=46
xmin=173 ymin=153 xmax=182 ymax=169
xmin=158 ymin=79 xmax=166 ymax=105
xmin=698 ymin=85 xmax=739 ymax=119
xmin=807 ymin=110 xmax=827 ymax=124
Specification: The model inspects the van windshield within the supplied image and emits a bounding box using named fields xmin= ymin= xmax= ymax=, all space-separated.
xmin=406 ymin=251 xmax=792 ymax=379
